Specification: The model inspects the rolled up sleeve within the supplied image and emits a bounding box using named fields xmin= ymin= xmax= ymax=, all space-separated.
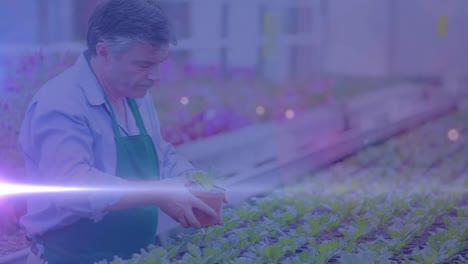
xmin=24 ymin=102 xmax=125 ymax=223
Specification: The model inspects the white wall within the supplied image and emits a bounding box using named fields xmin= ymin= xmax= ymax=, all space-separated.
xmin=324 ymin=0 xmax=391 ymax=77
xmin=323 ymin=0 xmax=468 ymax=78
xmin=43 ymin=0 xmax=75 ymax=43
xmin=0 ymin=0 xmax=40 ymax=44
xmin=0 ymin=0 xmax=321 ymax=83
xmin=0 ymin=0 xmax=74 ymax=44
xmin=190 ymin=0 xmax=223 ymax=66
xmin=226 ymin=2 xmax=259 ymax=69
xmin=2 ymin=0 xmax=468 ymax=81
xmin=392 ymin=0 xmax=468 ymax=77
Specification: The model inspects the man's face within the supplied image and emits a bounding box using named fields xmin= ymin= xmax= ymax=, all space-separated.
xmin=104 ymin=41 xmax=169 ymax=98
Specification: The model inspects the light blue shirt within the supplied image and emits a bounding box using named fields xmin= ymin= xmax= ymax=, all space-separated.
xmin=18 ymin=52 xmax=196 ymax=239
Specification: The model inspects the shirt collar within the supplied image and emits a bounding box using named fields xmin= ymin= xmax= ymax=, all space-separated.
xmin=75 ymin=50 xmax=147 ymax=108
xmin=76 ymin=50 xmax=106 ymax=106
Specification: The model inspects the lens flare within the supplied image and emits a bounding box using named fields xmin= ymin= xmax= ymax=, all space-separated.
xmin=0 ymin=182 xmax=99 ymax=196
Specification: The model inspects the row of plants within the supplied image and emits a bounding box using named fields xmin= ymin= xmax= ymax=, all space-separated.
xmin=95 ymin=110 xmax=468 ymax=263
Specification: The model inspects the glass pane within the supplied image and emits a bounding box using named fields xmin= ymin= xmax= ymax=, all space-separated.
xmin=73 ymin=0 xmax=98 ymax=42
xmin=0 ymin=1 xmax=40 ymax=44
xmin=258 ymin=4 xmax=266 ymax=37
xmin=284 ymin=7 xmax=313 ymax=35
xmin=159 ymin=1 xmax=191 ymax=40
xmin=171 ymin=49 xmax=191 ymax=70
xmin=290 ymin=45 xmax=298 ymax=77
xmin=284 ymin=7 xmax=299 ymax=35
xmin=290 ymin=44 xmax=314 ymax=79
xmin=298 ymin=7 xmax=313 ymax=34
xmin=221 ymin=3 xmax=229 ymax=39
xmin=257 ymin=46 xmax=265 ymax=80
xmin=220 ymin=47 xmax=228 ymax=77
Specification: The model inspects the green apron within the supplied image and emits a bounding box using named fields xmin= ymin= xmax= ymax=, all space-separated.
xmin=36 ymin=95 xmax=160 ymax=263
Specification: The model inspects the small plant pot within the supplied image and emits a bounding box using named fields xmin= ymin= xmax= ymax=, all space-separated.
xmin=189 ymin=186 xmax=226 ymax=227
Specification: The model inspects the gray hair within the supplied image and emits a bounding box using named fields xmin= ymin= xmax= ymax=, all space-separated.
xmin=86 ymin=0 xmax=177 ymax=57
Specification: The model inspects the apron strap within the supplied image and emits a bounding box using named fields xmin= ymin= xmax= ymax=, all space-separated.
xmin=103 ymin=97 xmax=149 ymax=137
xmin=83 ymin=50 xmax=123 ymax=138
xmin=127 ymin=98 xmax=149 ymax=136
xmin=83 ymin=49 xmax=149 ymax=138
xmin=102 ymin=94 xmax=123 ymax=138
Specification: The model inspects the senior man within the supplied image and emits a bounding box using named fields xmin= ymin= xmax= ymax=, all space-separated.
xmin=19 ymin=0 xmax=220 ymax=263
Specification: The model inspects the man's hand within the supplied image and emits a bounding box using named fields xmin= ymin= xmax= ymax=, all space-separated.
xmin=155 ymin=178 xmax=217 ymax=228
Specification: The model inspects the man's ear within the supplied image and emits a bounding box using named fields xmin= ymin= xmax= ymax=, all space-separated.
xmin=95 ymin=42 xmax=111 ymax=62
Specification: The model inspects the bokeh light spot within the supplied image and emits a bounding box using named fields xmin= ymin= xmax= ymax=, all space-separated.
xmin=285 ymin=109 xmax=295 ymax=119
xmin=256 ymin=105 xmax=265 ymax=116
xmin=180 ymin=96 xmax=189 ymax=105
xmin=448 ymin=129 xmax=459 ymax=142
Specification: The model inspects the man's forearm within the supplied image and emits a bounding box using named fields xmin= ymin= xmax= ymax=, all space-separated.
xmin=103 ymin=178 xmax=186 ymax=212
xmin=104 ymin=180 xmax=162 ymax=212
